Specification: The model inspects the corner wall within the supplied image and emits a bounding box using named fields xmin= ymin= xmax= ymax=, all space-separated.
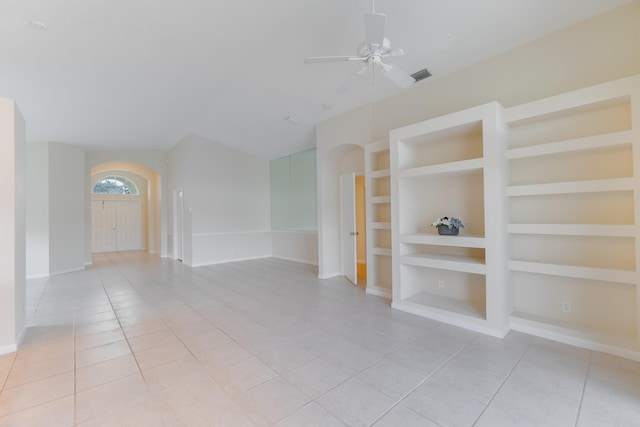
xmin=26 ymin=141 xmax=49 ymax=278
xmin=0 ymin=97 xmax=26 ymax=354
xmin=168 ymin=134 xmax=271 ymax=267
xmin=49 ymin=142 xmax=86 ymax=275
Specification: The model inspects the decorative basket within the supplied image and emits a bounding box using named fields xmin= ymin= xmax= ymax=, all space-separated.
xmin=437 ymin=226 xmax=459 ymax=236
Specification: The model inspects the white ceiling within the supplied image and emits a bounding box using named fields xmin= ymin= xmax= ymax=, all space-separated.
xmin=0 ymin=0 xmax=631 ymax=159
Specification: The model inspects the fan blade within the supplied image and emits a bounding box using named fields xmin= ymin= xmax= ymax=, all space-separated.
xmin=304 ymin=56 xmax=365 ymax=64
xmin=337 ymin=66 xmax=368 ymax=93
xmin=364 ymin=13 xmax=386 ymax=47
xmin=380 ymin=63 xmax=416 ymax=89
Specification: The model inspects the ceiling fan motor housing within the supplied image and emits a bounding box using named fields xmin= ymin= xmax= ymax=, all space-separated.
xmin=357 ymin=38 xmax=391 ymax=58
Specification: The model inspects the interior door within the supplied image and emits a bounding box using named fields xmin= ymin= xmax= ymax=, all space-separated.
xmin=116 ymin=200 xmax=142 ymax=251
xmin=91 ymin=200 xmax=117 ymax=253
xmin=340 ymin=172 xmax=357 ymax=284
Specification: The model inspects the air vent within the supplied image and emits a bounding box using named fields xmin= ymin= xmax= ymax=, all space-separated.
xmin=411 ymin=68 xmax=432 ymax=82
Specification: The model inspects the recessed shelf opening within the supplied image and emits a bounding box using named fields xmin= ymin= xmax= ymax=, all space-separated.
xmin=509 ymin=145 xmax=632 ymax=186
xmin=508 ymin=97 xmax=631 ymax=149
xmin=397 ymin=121 xmax=483 ymax=169
xmin=400 ymin=264 xmax=486 ymax=320
xmin=511 ymin=271 xmax=637 ymax=341
xmin=510 ymin=234 xmax=635 ymax=271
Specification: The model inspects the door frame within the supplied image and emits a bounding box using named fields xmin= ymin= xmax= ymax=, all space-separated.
xmin=172 ymin=188 xmax=184 ymax=261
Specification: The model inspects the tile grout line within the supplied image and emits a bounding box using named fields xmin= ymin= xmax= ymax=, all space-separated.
xmin=73 ymin=284 xmax=78 ymax=426
xmin=92 ymin=255 xmax=155 ymax=405
xmin=574 ymin=351 xmax=594 ymax=427
xmin=0 ymin=351 xmax=18 ymax=398
xmin=366 ymin=333 xmax=474 ymax=426
xmin=470 ymin=340 xmax=533 ymax=426
xmin=106 ymin=251 xmax=268 ymax=423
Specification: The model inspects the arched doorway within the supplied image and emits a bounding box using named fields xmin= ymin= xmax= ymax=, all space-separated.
xmin=90 ymin=162 xmax=162 ymax=254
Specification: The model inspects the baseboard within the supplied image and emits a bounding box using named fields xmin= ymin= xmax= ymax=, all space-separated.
xmin=50 ymin=266 xmax=85 ymax=276
xmin=271 ymin=256 xmax=318 ymax=266
xmin=318 ymin=272 xmax=342 ymax=279
xmin=191 ymin=255 xmax=271 ymax=268
xmin=0 ymin=343 xmax=17 ymax=355
xmin=0 ymin=322 xmax=27 ymax=355
xmin=365 ymin=286 xmax=392 ymax=299
xmin=510 ymin=320 xmax=640 ymax=362
xmin=26 ymin=273 xmax=50 ymax=280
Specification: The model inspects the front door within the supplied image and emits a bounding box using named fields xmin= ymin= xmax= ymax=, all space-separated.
xmin=116 ymin=200 xmax=141 ymax=251
xmin=91 ymin=200 xmax=117 ymax=252
xmin=91 ymin=200 xmax=142 ymax=253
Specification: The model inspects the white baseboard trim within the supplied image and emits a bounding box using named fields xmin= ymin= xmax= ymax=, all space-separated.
xmin=0 ymin=324 xmax=27 ymax=355
xmin=366 ymin=286 xmax=392 ymax=299
xmin=271 ymin=256 xmax=318 ymax=266
xmin=84 ymin=262 xmax=93 ymax=267
xmin=0 ymin=343 xmax=17 ymax=355
xmin=50 ymin=266 xmax=85 ymax=276
xmin=318 ymin=272 xmax=342 ymax=279
xmin=510 ymin=321 xmax=640 ymax=362
xmin=26 ymin=273 xmax=50 ymax=280
xmin=191 ymin=255 xmax=271 ymax=268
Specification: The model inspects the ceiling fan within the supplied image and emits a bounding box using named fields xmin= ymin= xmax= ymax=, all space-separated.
xmin=304 ymin=0 xmax=415 ymax=93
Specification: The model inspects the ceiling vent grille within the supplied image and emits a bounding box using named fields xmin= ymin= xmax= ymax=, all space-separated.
xmin=411 ymin=68 xmax=432 ymax=82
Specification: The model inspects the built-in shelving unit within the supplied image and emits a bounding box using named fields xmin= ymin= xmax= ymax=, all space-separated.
xmin=504 ymin=75 xmax=640 ymax=358
xmin=365 ymin=139 xmax=393 ymax=298
xmin=390 ymin=102 xmax=509 ymax=336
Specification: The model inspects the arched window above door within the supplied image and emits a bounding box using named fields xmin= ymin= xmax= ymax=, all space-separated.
xmin=92 ymin=176 xmax=139 ymax=195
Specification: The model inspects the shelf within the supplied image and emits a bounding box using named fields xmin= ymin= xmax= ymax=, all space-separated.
xmin=370 ymin=195 xmax=391 ymax=204
xmin=506 ymin=177 xmax=634 ymax=197
xmin=400 ymin=233 xmax=485 ymax=248
xmin=365 ymin=139 xmax=392 ymax=300
xmin=401 ymin=253 xmax=486 ymax=275
xmin=369 ymin=169 xmax=390 ymax=179
xmin=510 ymin=311 xmax=639 ymax=350
xmin=506 ymin=130 xmax=633 ymax=160
xmin=371 ymin=222 xmax=391 ymax=230
xmin=399 ymin=158 xmax=484 ymax=179
xmin=508 ymin=223 xmax=636 ymax=237
xmin=508 ymin=260 xmax=636 ymax=285
xmin=401 ymin=293 xmax=486 ymax=320
xmin=366 ymin=139 xmax=390 ymax=153
xmin=371 ymin=247 xmax=392 ymax=256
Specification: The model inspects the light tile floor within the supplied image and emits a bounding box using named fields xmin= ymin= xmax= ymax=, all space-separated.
xmin=1 ymin=252 xmax=639 ymax=426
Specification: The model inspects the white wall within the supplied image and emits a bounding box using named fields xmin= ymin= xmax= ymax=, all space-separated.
xmin=271 ymin=230 xmax=318 ymax=266
xmin=315 ymin=1 xmax=640 ymax=279
xmin=26 ymin=141 xmax=49 ymax=278
xmin=0 ymin=97 xmax=26 ymax=354
xmin=168 ymin=134 xmax=271 ymax=266
xmin=49 ymin=142 xmax=86 ymax=275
